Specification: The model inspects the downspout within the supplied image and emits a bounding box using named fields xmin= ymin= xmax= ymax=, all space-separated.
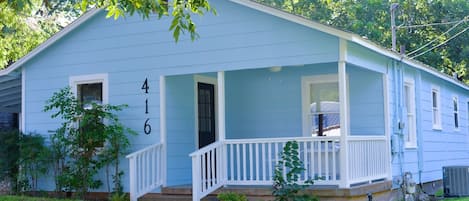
xmin=415 ymin=71 xmax=424 ymax=187
xmin=391 ymin=59 xmax=404 ymax=187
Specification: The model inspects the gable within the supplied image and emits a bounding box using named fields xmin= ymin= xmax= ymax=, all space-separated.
xmin=23 ymin=0 xmax=340 ymax=78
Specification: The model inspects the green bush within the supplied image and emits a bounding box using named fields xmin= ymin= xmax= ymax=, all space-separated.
xmin=272 ymin=141 xmax=318 ymax=201
xmin=217 ymin=192 xmax=247 ymax=201
xmin=0 ymin=130 xmax=20 ymax=191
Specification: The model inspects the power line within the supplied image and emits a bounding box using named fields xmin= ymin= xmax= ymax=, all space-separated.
xmin=409 ymin=25 xmax=469 ymax=59
xmin=406 ymin=17 xmax=466 ymax=56
xmin=398 ymin=17 xmax=468 ymax=29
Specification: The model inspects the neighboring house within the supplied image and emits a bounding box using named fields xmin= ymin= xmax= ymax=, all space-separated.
xmin=1 ymin=0 xmax=468 ymax=200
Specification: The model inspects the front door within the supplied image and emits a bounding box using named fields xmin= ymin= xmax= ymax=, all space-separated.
xmin=198 ymin=82 xmax=216 ymax=149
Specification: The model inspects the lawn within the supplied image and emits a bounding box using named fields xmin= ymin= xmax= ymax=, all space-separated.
xmin=444 ymin=198 xmax=469 ymax=201
xmin=0 ymin=195 xmax=81 ymax=201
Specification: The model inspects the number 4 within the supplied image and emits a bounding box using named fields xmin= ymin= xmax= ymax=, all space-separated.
xmin=142 ymin=78 xmax=149 ymax=93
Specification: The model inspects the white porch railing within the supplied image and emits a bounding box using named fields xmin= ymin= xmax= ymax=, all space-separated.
xmin=189 ymin=141 xmax=225 ymax=200
xmin=126 ymin=143 xmax=164 ymax=201
xmin=189 ymin=136 xmax=388 ymax=201
xmin=347 ymin=136 xmax=388 ymax=184
xmin=224 ymin=136 xmax=341 ymax=186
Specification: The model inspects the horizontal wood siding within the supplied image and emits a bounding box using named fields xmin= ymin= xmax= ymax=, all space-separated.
xmin=23 ymin=0 xmax=340 ymax=191
xmin=225 ymin=64 xmax=337 ymax=139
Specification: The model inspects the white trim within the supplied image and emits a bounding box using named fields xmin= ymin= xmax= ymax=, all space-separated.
xmin=193 ymin=75 xmax=218 ymax=149
xmin=431 ymin=85 xmax=441 ymax=130
xmin=301 ymin=74 xmax=339 ymax=137
xmin=217 ymin=72 xmax=226 ymax=141
xmin=383 ymin=73 xmax=392 ymax=180
xmin=20 ymin=68 xmax=25 ymax=132
xmin=403 ymin=77 xmax=417 ymax=148
xmin=0 ymin=9 xmax=101 ymax=76
xmin=338 ymin=38 xmax=349 ymax=188
xmin=159 ymin=75 xmax=167 ymax=186
xmin=69 ymin=73 xmax=109 ymax=104
xmin=452 ymin=95 xmax=459 ymax=130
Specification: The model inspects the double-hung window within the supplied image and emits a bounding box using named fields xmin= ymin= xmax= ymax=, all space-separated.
xmin=453 ymin=96 xmax=459 ymax=129
xmin=69 ymin=74 xmax=109 ymax=147
xmin=404 ymin=78 xmax=416 ymax=148
xmin=431 ymin=86 xmax=441 ymax=130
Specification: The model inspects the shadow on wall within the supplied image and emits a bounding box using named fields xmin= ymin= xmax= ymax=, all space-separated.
xmin=0 ymin=112 xmax=18 ymax=130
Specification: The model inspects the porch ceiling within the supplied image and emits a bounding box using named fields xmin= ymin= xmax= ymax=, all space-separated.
xmin=0 ymin=74 xmax=21 ymax=113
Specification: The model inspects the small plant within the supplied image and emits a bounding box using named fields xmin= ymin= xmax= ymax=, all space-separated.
xmin=109 ymin=192 xmax=130 ymax=201
xmin=272 ymin=141 xmax=318 ymax=201
xmin=217 ymin=192 xmax=247 ymax=201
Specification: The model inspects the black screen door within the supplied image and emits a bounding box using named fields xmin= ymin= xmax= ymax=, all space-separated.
xmin=198 ymin=83 xmax=216 ymax=149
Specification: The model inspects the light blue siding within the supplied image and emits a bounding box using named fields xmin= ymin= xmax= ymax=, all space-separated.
xmin=348 ymin=66 xmax=385 ymax=135
xmin=225 ymin=64 xmax=337 ymax=139
xmin=23 ymin=0 xmax=340 ymax=191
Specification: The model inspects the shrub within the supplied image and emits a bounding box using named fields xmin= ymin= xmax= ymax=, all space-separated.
xmin=217 ymin=192 xmax=247 ymax=201
xmin=272 ymin=141 xmax=318 ymax=201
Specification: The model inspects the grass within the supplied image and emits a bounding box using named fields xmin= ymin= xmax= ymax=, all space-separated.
xmin=0 ymin=195 xmax=81 ymax=201
xmin=444 ymin=198 xmax=469 ymax=201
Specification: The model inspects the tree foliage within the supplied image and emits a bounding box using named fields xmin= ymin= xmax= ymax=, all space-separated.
xmin=0 ymin=0 xmax=215 ymax=70
xmin=255 ymin=0 xmax=469 ymax=83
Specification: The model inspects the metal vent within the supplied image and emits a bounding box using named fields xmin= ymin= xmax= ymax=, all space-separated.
xmin=443 ymin=166 xmax=469 ymax=197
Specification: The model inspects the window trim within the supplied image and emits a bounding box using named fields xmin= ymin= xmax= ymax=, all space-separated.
xmin=301 ymin=74 xmax=347 ymax=137
xmin=453 ymin=95 xmax=459 ymax=130
xmin=404 ymin=77 xmax=417 ymax=148
xmin=431 ymin=86 xmax=441 ymax=130
xmin=69 ymin=73 xmax=109 ymax=105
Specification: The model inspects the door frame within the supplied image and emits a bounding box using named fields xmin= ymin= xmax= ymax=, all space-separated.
xmin=194 ymin=75 xmax=218 ymax=149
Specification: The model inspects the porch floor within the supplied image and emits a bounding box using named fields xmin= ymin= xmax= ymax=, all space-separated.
xmin=139 ymin=181 xmax=393 ymax=201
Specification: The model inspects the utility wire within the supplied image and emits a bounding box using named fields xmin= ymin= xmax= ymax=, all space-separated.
xmin=409 ymin=24 xmax=469 ymax=59
xmin=406 ymin=16 xmax=467 ymax=56
xmin=397 ymin=17 xmax=468 ymax=29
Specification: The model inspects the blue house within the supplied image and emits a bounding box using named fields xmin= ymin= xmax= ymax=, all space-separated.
xmin=1 ymin=0 xmax=468 ymax=200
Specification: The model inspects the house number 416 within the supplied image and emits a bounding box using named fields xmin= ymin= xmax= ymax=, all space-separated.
xmin=142 ymin=78 xmax=151 ymax=135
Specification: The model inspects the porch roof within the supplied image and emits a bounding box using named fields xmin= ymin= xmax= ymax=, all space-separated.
xmin=0 ymin=73 xmax=21 ymax=113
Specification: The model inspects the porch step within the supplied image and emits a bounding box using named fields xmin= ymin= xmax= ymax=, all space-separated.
xmin=142 ymin=180 xmax=393 ymax=201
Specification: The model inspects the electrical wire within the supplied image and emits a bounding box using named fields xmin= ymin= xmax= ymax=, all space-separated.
xmin=397 ymin=17 xmax=468 ymax=29
xmin=409 ymin=24 xmax=469 ymax=59
xmin=406 ymin=17 xmax=467 ymax=56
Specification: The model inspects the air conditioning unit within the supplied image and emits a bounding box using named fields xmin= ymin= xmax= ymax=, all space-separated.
xmin=443 ymin=166 xmax=469 ymax=197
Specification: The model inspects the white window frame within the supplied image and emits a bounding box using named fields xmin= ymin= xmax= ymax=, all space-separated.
xmin=404 ymin=78 xmax=417 ymax=148
xmin=453 ymin=95 xmax=459 ymax=130
xmin=301 ymin=74 xmax=347 ymax=137
xmin=431 ymin=86 xmax=441 ymax=130
xmin=69 ymin=73 xmax=109 ymax=105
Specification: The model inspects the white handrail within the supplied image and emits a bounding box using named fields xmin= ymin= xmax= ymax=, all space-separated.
xmin=191 ymin=142 xmax=224 ymax=201
xmin=127 ymin=143 xmax=164 ymax=201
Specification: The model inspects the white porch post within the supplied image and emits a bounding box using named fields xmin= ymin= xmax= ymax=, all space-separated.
xmin=159 ymin=75 xmax=167 ymax=186
xmin=338 ymin=39 xmax=349 ymax=188
xmin=217 ymin=71 xmax=227 ymax=183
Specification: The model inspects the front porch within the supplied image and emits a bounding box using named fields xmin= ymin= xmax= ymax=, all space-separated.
xmin=127 ymin=60 xmax=391 ymax=201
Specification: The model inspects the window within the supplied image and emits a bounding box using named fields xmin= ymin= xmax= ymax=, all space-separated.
xmin=70 ymin=74 xmax=108 ymax=105
xmin=302 ymin=75 xmax=340 ymax=137
xmin=78 ymin=83 xmax=103 ymax=109
xmin=431 ymin=86 xmax=441 ymax=129
xmin=453 ymin=96 xmax=459 ymax=129
xmin=404 ymin=79 xmax=416 ymax=148
xmin=69 ymin=74 xmax=109 ymax=147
